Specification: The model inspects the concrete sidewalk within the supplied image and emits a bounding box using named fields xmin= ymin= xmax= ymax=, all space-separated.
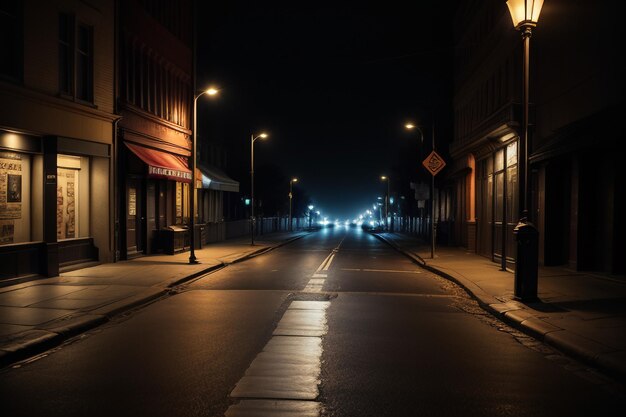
xmin=0 ymin=231 xmax=309 ymax=367
xmin=374 ymin=232 xmax=626 ymax=383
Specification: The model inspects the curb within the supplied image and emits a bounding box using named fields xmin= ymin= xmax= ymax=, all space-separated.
xmin=0 ymin=233 xmax=307 ymax=370
xmin=372 ymin=232 xmax=626 ymax=383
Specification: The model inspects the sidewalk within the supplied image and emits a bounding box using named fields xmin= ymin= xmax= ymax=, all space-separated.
xmin=374 ymin=232 xmax=626 ymax=382
xmin=0 ymin=231 xmax=308 ymax=368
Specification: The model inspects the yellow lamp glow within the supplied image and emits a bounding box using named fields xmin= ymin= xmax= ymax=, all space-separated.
xmin=506 ymin=0 xmax=544 ymax=28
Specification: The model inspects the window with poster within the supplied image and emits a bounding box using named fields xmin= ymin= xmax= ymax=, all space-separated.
xmin=0 ymin=150 xmax=41 ymax=246
xmin=57 ymin=154 xmax=90 ymax=240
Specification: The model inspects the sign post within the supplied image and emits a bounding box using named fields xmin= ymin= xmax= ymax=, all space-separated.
xmin=422 ymin=149 xmax=446 ymax=259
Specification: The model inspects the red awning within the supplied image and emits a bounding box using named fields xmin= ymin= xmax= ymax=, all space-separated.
xmin=125 ymin=142 xmax=191 ymax=183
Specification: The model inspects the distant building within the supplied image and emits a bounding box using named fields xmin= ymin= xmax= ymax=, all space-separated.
xmin=196 ymin=135 xmax=239 ymax=242
xmin=0 ymin=0 xmax=116 ymax=281
xmin=447 ymin=0 xmax=624 ymax=275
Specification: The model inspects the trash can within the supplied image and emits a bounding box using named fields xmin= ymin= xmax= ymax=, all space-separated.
xmin=161 ymin=225 xmax=188 ymax=254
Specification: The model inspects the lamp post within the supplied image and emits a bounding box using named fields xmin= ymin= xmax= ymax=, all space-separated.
xmin=289 ymin=177 xmax=298 ymax=231
xmin=189 ymin=87 xmax=218 ymax=264
xmin=308 ymin=205 xmax=314 ymax=229
xmin=250 ymin=132 xmax=268 ymax=245
xmin=380 ymin=176 xmax=390 ymax=231
xmin=405 ymin=122 xmax=436 ymax=259
xmin=507 ymin=0 xmax=543 ymax=300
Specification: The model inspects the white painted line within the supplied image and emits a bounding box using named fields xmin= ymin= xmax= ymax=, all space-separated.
xmin=228 ymin=301 xmax=330 ymax=412
xmin=315 ymin=252 xmax=334 ymax=273
xmin=339 ymin=268 xmax=422 ymax=274
xmin=312 ymin=273 xmax=327 ymax=278
xmin=322 ymin=253 xmax=336 ymax=271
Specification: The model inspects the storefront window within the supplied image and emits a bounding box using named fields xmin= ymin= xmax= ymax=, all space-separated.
xmin=57 ymin=154 xmax=90 ymax=240
xmin=506 ymin=142 xmax=518 ymax=224
xmin=0 ymin=151 xmax=36 ymax=245
xmin=175 ymin=181 xmax=182 ymax=224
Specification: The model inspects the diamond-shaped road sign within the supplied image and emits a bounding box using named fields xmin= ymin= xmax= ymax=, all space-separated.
xmin=422 ymin=150 xmax=446 ymax=176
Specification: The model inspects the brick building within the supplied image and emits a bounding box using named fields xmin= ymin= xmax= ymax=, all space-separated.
xmin=447 ymin=0 xmax=624 ymax=275
xmin=1 ymin=0 xmax=116 ymax=281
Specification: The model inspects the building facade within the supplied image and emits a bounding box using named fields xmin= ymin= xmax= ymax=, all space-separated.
xmin=1 ymin=0 xmax=116 ymax=282
xmin=448 ymin=0 xmax=624 ymax=275
xmin=116 ymin=0 xmax=194 ymax=259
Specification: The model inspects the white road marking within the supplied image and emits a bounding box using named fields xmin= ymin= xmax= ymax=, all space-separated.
xmin=227 ymin=301 xmax=330 ymax=416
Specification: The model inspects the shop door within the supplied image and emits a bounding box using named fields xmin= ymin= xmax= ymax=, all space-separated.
xmin=127 ymin=179 xmax=143 ymax=254
xmin=492 ymin=143 xmax=518 ymax=270
xmin=157 ymin=181 xmax=167 ymax=229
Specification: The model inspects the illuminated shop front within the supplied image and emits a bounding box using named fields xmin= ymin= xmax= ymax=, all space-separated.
xmin=120 ymin=141 xmax=192 ymax=258
xmin=0 ymin=131 xmax=110 ymax=282
xmin=476 ymin=139 xmax=519 ymax=271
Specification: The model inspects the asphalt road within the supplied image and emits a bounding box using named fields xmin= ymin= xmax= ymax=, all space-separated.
xmin=1 ymin=227 xmax=624 ymax=416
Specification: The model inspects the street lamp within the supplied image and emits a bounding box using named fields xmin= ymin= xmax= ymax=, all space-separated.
xmin=380 ymin=176 xmax=390 ymax=231
xmin=507 ymin=0 xmax=543 ymax=300
xmin=405 ymin=122 xmax=436 ymax=259
xmin=289 ymin=177 xmax=298 ymax=231
xmin=189 ymin=87 xmax=219 ymax=264
xmin=307 ymin=205 xmax=314 ymax=229
xmin=250 ymin=132 xmax=268 ymax=245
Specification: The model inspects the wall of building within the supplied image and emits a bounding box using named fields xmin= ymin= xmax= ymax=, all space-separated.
xmin=0 ymin=0 xmax=116 ymax=278
xmin=450 ymin=0 xmax=624 ymax=276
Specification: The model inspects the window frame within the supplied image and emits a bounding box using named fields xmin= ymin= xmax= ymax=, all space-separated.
xmin=58 ymin=12 xmax=94 ymax=104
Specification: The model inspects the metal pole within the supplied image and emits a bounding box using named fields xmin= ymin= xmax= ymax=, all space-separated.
xmin=289 ymin=181 xmax=293 ymax=232
xmin=431 ymin=124 xmax=435 ymax=259
xmin=521 ymin=27 xmax=530 ymax=220
xmin=513 ymin=25 xmax=539 ymax=300
xmin=385 ymin=177 xmax=389 ymax=231
xmin=250 ymin=134 xmax=255 ymax=245
xmin=189 ymin=94 xmax=199 ymax=263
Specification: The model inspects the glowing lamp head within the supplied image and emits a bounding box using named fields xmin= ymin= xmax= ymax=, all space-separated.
xmin=405 ymin=123 xmax=415 ymax=130
xmin=206 ymin=87 xmax=219 ymax=96
xmin=506 ymin=0 xmax=544 ymax=29
xmin=291 ymin=178 xmax=298 ymax=183
xmin=259 ymin=133 xmax=268 ymax=139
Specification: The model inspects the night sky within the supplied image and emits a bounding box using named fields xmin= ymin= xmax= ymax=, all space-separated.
xmin=196 ymin=2 xmax=458 ymax=219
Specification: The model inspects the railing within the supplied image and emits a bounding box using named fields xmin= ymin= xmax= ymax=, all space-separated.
xmin=213 ymin=216 xmax=307 ymax=243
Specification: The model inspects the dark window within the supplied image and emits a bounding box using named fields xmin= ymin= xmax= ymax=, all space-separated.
xmin=76 ymin=23 xmax=92 ymax=101
xmin=58 ymin=14 xmax=73 ymax=94
xmin=0 ymin=1 xmax=23 ymax=81
xmin=58 ymin=13 xmax=93 ymax=102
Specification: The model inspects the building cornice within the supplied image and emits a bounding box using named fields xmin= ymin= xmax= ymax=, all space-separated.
xmin=0 ymin=81 xmax=117 ymax=124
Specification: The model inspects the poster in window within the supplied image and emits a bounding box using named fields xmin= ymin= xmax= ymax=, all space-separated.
xmin=7 ymin=174 xmax=21 ymax=202
xmin=128 ymin=188 xmax=136 ymax=216
xmin=176 ymin=182 xmax=182 ymax=219
xmin=0 ymin=152 xmax=22 ymax=219
xmin=0 ymin=220 xmax=14 ymax=245
xmin=57 ymin=168 xmax=78 ymax=239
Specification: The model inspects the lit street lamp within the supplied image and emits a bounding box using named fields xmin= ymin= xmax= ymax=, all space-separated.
xmin=405 ymin=122 xmax=435 ymax=259
xmin=507 ymin=0 xmax=543 ymax=300
xmin=380 ymin=176 xmax=390 ymax=231
xmin=289 ymin=177 xmax=298 ymax=231
xmin=250 ymin=132 xmax=268 ymax=245
xmin=189 ymin=87 xmax=218 ymax=264
xmin=308 ymin=205 xmax=314 ymax=229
